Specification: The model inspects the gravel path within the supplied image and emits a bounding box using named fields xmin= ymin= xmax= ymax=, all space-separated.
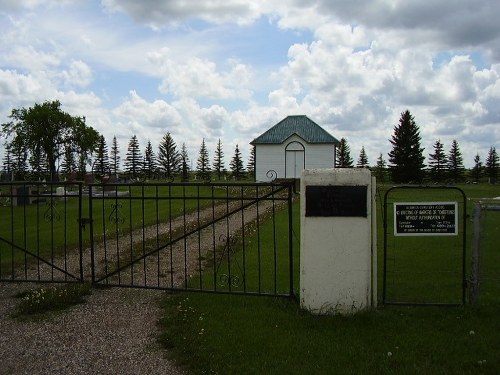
xmin=0 ymin=284 xmax=185 ymax=375
xmin=0 ymin=195 xmax=284 ymax=374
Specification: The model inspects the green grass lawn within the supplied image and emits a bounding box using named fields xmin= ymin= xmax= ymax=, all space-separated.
xmin=159 ymin=183 xmax=500 ymax=375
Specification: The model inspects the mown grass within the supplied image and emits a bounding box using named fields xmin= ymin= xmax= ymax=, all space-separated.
xmin=159 ymin=183 xmax=500 ymax=375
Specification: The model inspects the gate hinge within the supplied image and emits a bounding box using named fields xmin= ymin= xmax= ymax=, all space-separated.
xmin=78 ymin=217 xmax=93 ymax=230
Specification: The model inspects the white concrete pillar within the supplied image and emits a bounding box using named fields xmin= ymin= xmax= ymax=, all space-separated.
xmin=300 ymin=168 xmax=377 ymax=315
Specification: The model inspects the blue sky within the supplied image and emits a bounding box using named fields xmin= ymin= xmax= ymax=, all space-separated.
xmin=1 ymin=0 xmax=499 ymax=169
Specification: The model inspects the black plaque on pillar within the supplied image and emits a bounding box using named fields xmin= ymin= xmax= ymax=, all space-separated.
xmin=305 ymin=185 xmax=368 ymax=217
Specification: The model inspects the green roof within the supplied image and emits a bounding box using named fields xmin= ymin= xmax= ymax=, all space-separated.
xmin=250 ymin=115 xmax=339 ymax=145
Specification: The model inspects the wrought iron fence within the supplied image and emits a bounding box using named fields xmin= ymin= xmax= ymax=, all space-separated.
xmin=87 ymin=181 xmax=296 ymax=297
xmin=0 ymin=182 xmax=84 ymax=283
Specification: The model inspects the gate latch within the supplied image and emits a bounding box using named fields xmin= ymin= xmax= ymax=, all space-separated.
xmin=78 ymin=217 xmax=93 ymax=230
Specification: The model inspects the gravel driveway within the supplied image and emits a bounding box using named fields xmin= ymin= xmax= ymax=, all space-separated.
xmin=0 ymin=284 xmax=186 ymax=375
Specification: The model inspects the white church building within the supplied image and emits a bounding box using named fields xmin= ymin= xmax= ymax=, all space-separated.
xmin=250 ymin=115 xmax=340 ymax=181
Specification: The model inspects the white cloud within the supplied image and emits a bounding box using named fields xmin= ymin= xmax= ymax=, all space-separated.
xmin=148 ymin=48 xmax=253 ymax=99
xmin=60 ymin=60 xmax=93 ymax=88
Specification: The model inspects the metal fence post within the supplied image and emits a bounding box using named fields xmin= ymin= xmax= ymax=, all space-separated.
xmin=470 ymin=202 xmax=482 ymax=305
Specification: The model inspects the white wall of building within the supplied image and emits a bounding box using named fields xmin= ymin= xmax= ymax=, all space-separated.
xmin=254 ymin=135 xmax=335 ymax=181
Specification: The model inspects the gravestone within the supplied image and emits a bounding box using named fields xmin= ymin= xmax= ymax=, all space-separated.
xmin=300 ymin=168 xmax=377 ymax=315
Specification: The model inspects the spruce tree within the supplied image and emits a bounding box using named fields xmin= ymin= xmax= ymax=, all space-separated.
xmin=230 ymin=144 xmax=245 ymax=180
xmin=388 ymin=110 xmax=425 ymax=183
xmin=94 ymin=135 xmax=110 ymax=178
xmin=157 ymin=132 xmax=180 ymax=179
xmin=213 ymin=139 xmax=225 ymax=180
xmin=447 ymin=140 xmax=465 ymax=183
xmin=375 ymin=153 xmax=387 ymax=182
xmin=196 ymin=139 xmax=211 ymax=180
xmin=471 ymin=153 xmax=482 ymax=183
xmin=110 ymin=136 xmax=121 ymax=176
xmin=335 ymin=138 xmax=353 ymax=168
xmin=143 ymin=140 xmax=157 ymax=180
xmin=247 ymin=145 xmax=256 ymax=180
xmin=124 ymin=135 xmax=142 ymax=179
xmin=61 ymin=146 xmax=77 ymax=174
xmin=428 ymin=139 xmax=447 ymax=183
xmin=180 ymin=143 xmax=190 ymax=182
xmin=485 ymin=146 xmax=499 ymax=184
xmin=357 ymin=146 xmax=369 ymax=168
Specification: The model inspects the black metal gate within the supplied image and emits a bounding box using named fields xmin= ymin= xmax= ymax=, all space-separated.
xmin=1 ymin=181 xmax=296 ymax=298
xmin=382 ymin=186 xmax=467 ymax=305
xmin=86 ymin=181 xmax=295 ymax=297
xmin=0 ymin=182 xmax=84 ymax=284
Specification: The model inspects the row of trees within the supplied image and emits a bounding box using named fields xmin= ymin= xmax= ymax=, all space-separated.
xmin=336 ymin=110 xmax=499 ymax=184
xmin=1 ymin=101 xmax=498 ymax=184
xmin=94 ymin=134 xmax=254 ymax=181
xmin=0 ymin=100 xmax=255 ymax=182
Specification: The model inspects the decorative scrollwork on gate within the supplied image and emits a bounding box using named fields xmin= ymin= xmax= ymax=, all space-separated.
xmin=108 ymin=202 xmax=125 ymax=225
xmin=266 ymin=169 xmax=277 ymax=182
xmin=44 ymin=200 xmax=61 ymax=222
xmin=215 ymin=234 xmax=243 ymax=288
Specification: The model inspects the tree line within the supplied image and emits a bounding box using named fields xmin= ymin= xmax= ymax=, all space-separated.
xmin=0 ymin=100 xmax=255 ymax=182
xmin=1 ymin=101 xmax=498 ymax=184
xmin=335 ymin=110 xmax=499 ymax=184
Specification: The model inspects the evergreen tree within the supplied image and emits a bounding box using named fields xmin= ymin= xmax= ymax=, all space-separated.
xmin=230 ymin=144 xmax=245 ymax=180
xmin=61 ymin=146 xmax=77 ymax=175
xmin=213 ymin=139 xmax=225 ymax=180
xmin=196 ymin=138 xmax=211 ymax=180
xmin=143 ymin=140 xmax=157 ymax=180
xmin=428 ymin=139 xmax=447 ymax=183
xmin=110 ymin=136 xmax=121 ymax=176
xmin=124 ymin=135 xmax=142 ymax=179
xmin=157 ymin=132 xmax=180 ymax=179
xmin=374 ymin=153 xmax=387 ymax=182
xmin=357 ymin=146 xmax=369 ymax=168
xmin=447 ymin=140 xmax=465 ymax=183
xmin=180 ymin=143 xmax=190 ymax=182
xmin=2 ymin=146 xmax=13 ymax=180
xmin=485 ymin=146 xmax=499 ymax=184
xmin=335 ymin=138 xmax=353 ymax=168
xmin=247 ymin=145 xmax=256 ymax=180
xmin=11 ymin=144 xmax=28 ymax=181
xmin=388 ymin=110 xmax=425 ymax=183
xmin=93 ymin=135 xmax=110 ymax=178
xmin=471 ymin=153 xmax=482 ymax=183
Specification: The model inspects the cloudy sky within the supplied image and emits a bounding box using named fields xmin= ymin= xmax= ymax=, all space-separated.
xmin=1 ymin=0 xmax=499 ymax=169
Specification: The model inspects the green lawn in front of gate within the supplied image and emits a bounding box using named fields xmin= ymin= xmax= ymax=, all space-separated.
xmin=159 ymin=183 xmax=500 ymax=375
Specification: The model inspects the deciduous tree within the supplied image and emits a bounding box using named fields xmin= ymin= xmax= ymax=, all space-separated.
xmin=1 ymin=100 xmax=100 ymax=181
